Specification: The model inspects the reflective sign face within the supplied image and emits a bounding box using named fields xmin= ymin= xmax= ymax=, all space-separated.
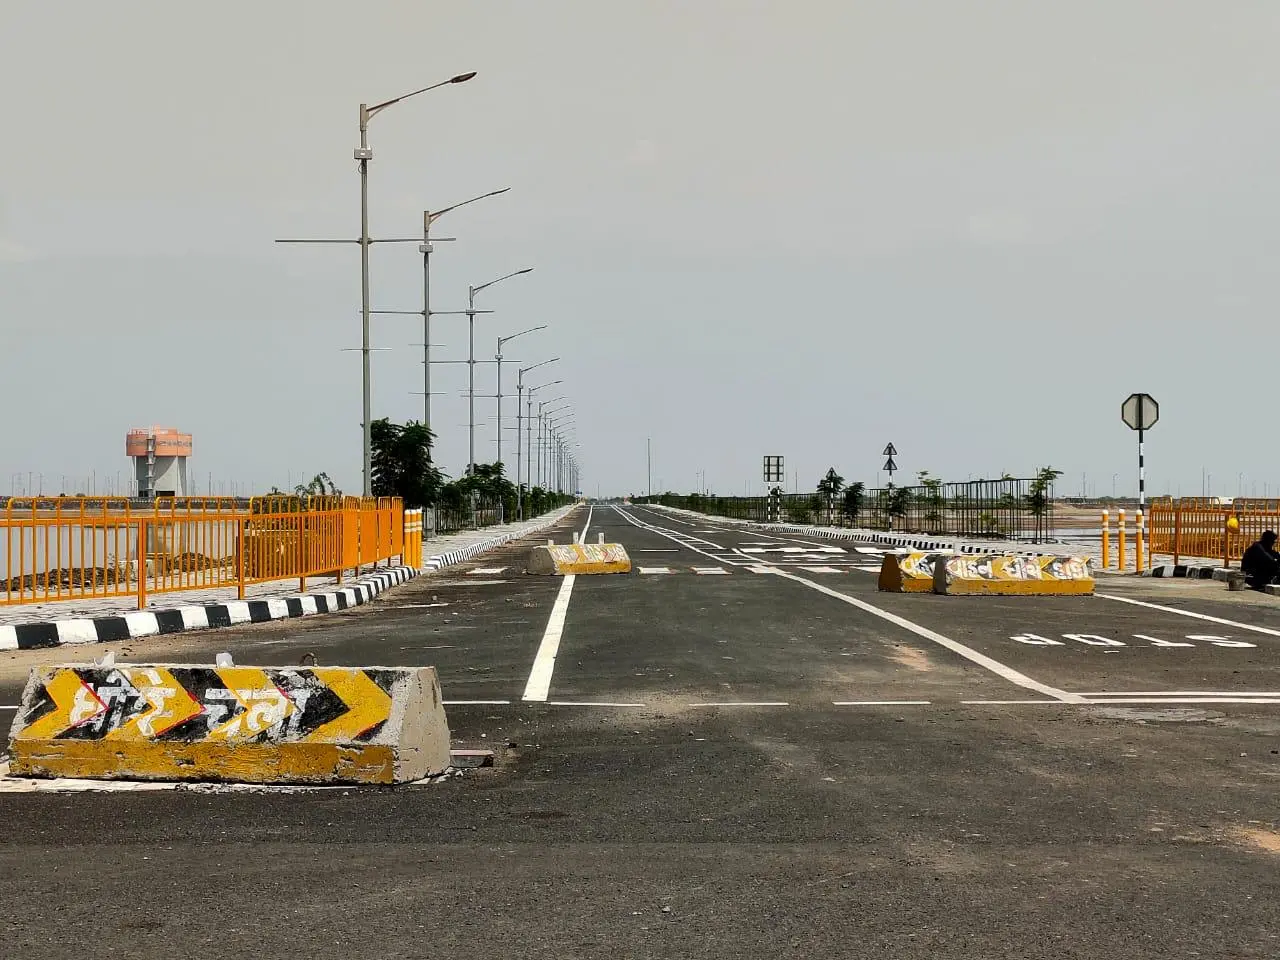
xmin=1122 ymin=393 xmax=1159 ymax=431
xmin=763 ymin=455 xmax=784 ymax=483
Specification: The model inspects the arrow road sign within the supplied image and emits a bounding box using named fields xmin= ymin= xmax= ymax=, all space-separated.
xmin=883 ymin=443 xmax=897 ymax=457
xmin=1122 ymin=393 xmax=1158 ymax=431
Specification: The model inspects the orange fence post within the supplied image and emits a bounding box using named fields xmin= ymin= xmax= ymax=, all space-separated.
xmin=136 ymin=518 xmax=148 ymax=611
xmin=237 ymin=518 xmax=247 ymax=600
xmin=1118 ymin=509 xmax=1127 ymax=571
xmin=1173 ymin=502 xmax=1182 ymax=565
xmin=1101 ymin=511 xmax=1110 ymax=570
xmin=298 ymin=512 xmax=307 ymax=594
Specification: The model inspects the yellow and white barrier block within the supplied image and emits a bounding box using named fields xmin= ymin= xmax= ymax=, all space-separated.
xmin=877 ymin=551 xmax=952 ymax=593
xmin=932 ymin=554 xmax=1095 ymax=596
xmin=6 ymin=663 xmax=451 ymax=784
xmin=527 ymin=540 xmax=632 ymax=575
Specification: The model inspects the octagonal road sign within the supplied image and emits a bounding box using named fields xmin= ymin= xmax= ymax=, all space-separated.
xmin=1122 ymin=393 xmax=1158 ymax=431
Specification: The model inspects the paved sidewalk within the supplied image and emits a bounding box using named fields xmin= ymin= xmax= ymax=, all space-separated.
xmin=0 ymin=505 xmax=579 ymax=633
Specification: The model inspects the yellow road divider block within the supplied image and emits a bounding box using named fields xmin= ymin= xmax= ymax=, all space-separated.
xmin=878 ymin=551 xmax=952 ymax=593
xmin=932 ymin=554 xmax=1095 ymax=596
xmin=527 ymin=542 xmax=632 ymax=575
xmin=6 ymin=663 xmax=451 ymax=785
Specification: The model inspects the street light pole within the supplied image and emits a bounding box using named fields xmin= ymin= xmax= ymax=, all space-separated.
xmin=467 ymin=268 xmax=533 ymax=480
xmin=525 ymin=384 xmax=562 ymax=495
xmin=515 ymin=363 xmax=559 ymax=520
xmin=354 ymin=71 xmax=475 ymax=495
xmin=417 ymin=188 xmax=509 ymax=430
xmin=540 ymin=403 xmax=570 ymax=487
xmin=279 ymin=72 xmax=475 ymax=496
xmin=496 ymin=325 xmax=548 ymax=499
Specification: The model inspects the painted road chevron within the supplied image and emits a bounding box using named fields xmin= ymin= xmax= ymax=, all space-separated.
xmin=308 ymin=668 xmax=393 ymax=741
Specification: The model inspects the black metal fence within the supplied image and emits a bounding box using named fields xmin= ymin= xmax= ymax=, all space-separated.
xmin=634 ymin=478 xmax=1054 ymax=541
xmin=431 ymin=491 xmax=575 ymax=537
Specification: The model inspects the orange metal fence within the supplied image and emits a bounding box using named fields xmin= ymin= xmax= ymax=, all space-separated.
xmin=1148 ymin=498 xmax=1280 ymax=565
xmin=2 ymin=496 xmax=404 ymax=609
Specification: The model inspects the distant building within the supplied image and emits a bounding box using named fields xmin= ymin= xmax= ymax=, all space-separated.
xmin=126 ymin=426 xmax=192 ymax=498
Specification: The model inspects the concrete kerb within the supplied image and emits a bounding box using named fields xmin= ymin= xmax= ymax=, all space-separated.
xmin=0 ymin=566 xmax=419 ymax=652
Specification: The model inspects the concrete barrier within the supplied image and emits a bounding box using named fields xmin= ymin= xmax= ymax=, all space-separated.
xmin=527 ymin=542 xmax=632 ymax=575
xmin=6 ymin=663 xmax=451 ymax=784
xmin=932 ymin=554 xmax=1095 ymax=596
xmin=878 ymin=551 xmax=952 ymax=593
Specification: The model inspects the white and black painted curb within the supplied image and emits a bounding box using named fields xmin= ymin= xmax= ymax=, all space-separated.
xmin=1146 ymin=564 xmax=1223 ymax=580
xmin=0 ymin=566 xmax=418 ymax=652
xmin=422 ymin=506 xmax=579 ymax=573
xmin=647 ymin=505 xmax=1075 ymax=558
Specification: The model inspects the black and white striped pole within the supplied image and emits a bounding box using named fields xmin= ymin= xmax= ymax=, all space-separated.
xmin=1122 ymin=393 xmax=1159 ymax=567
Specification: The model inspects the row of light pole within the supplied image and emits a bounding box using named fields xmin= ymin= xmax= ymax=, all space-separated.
xmin=276 ymin=71 xmax=578 ymax=514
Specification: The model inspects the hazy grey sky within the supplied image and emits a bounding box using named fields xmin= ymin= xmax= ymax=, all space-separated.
xmin=3 ymin=1 xmax=1278 ymax=499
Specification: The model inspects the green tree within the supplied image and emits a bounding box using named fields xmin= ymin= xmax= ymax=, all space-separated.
xmin=295 ymin=472 xmax=339 ymax=498
xmin=1026 ymin=466 xmax=1063 ymax=542
xmin=369 ymin=419 xmax=443 ymax=508
xmin=817 ymin=468 xmax=845 ymax=525
xmin=842 ymin=481 xmax=865 ymax=526
xmin=917 ymin=470 xmax=945 ymax=533
xmin=886 ymin=486 xmax=911 ymax=526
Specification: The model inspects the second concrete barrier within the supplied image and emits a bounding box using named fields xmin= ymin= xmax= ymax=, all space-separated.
xmin=932 ymin=555 xmax=1095 ymax=596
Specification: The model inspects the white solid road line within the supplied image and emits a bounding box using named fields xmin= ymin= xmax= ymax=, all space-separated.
xmin=1096 ymin=593 xmax=1280 ymax=637
xmin=522 ymin=574 xmax=576 ymax=702
xmin=1096 ymin=697 xmax=1280 ymax=704
xmin=961 ymin=700 xmax=1064 ymax=705
xmin=581 ymin=505 xmax=593 ymax=542
xmin=1082 ymin=690 xmax=1280 ymax=697
xmin=762 ymin=568 xmax=1086 ymax=704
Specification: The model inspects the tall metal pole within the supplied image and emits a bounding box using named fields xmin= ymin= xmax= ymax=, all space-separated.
xmin=467 ymin=285 xmax=477 ymax=478
xmin=527 ymin=395 xmax=534 ymax=490
xmin=495 ymin=336 xmax=503 ymax=478
xmin=515 ymin=380 xmax=524 ymax=520
xmin=357 ymin=107 xmax=373 ymax=496
xmin=420 ymin=212 xmax=433 ymax=431
xmin=647 ymin=438 xmax=652 ymax=497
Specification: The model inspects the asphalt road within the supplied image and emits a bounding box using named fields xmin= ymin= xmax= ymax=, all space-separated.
xmin=2 ymin=503 xmax=1278 ymax=959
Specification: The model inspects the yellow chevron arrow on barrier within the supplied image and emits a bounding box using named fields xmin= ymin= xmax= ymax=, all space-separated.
xmin=105 ymin=667 xmax=204 ymax=741
xmin=207 ymin=667 xmax=296 ymax=740
xmin=18 ymin=670 xmax=106 ymax=740
xmin=307 ymin=668 xmax=392 ymax=742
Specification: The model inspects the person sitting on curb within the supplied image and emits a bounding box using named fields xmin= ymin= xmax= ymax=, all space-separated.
xmin=1241 ymin=530 xmax=1280 ymax=590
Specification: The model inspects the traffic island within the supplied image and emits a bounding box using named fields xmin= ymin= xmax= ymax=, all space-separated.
xmin=6 ymin=661 xmax=452 ymax=785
